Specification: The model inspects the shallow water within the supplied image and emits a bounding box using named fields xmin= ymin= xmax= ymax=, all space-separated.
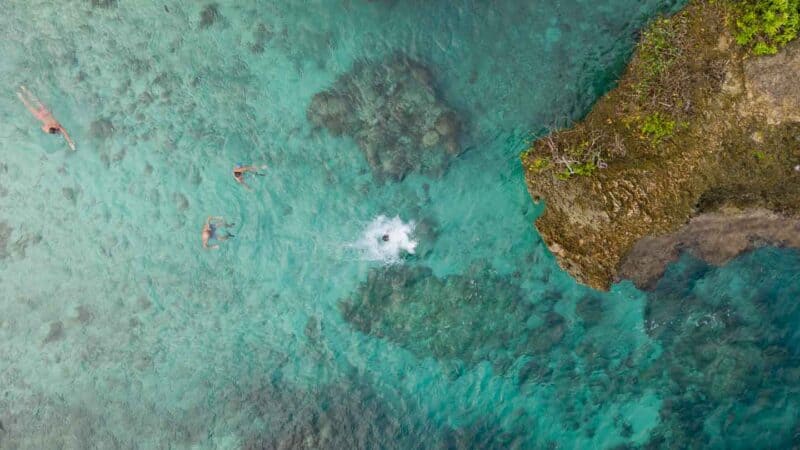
xmin=1 ymin=0 xmax=798 ymax=449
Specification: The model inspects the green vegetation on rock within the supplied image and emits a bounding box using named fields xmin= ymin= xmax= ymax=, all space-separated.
xmin=556 ymin=161 xmax=597 ymax=180
xmin=635 ymin=17 xmax=681 ymax=99
xmin=639 ymin=112 xmax=677 ymax=144
xmin=734 ymin=0 xmax=800 ymax=55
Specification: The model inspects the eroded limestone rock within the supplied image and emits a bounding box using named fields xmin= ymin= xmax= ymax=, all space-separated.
xmin=741 ymin=39 xmax=800 ymax=125
xmin=619 ymin=209 xmax=800 ymax=289
xmin=523 ymin=1 xmax=800 ymax=290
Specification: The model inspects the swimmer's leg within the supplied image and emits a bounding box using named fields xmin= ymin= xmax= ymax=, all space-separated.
xmin=17 ymin=91 xmax=40 ymax=116
xmin=19 ymin=86 xmax=45 ymax=109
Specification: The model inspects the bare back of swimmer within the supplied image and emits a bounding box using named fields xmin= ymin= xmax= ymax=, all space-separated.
xmin=17 ymin=85 xmax=76 ymax=151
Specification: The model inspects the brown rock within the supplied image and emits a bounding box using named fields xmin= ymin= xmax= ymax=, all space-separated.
xmin=618 ymin=209 xmax=800 ymax=289
xmin=741 ymin=39 xmax=800 ymax=124
xmin=522 ymin=1 xmax=800 ymax=290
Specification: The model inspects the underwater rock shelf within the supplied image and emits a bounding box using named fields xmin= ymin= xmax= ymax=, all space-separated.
xmin=308 ymin=53 xmax=461 ymax=182
xmin=522 ymin=0 xmax=800 ymax=290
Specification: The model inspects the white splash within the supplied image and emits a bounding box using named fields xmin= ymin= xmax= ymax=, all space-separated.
xmin=353 ymin=215 xmax=417 ymax=263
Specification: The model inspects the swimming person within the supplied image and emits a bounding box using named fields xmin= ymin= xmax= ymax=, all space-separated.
xmin=202 ymin=216 xmax=235 ymax=250
xmin=232 ymin=163 xmax=268 ymax=190
xmin=17 ymin=85 xmax=76 ymax=151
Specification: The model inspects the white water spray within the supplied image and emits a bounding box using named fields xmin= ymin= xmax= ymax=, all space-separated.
xmin=353 ymin=215 xmax=417 ymax=263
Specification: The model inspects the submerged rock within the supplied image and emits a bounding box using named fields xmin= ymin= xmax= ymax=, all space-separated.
xmin=618 ymin=208 xmax=800 ymax=289
xmin=521 ymin=0 xmax=800 ymax=290
xmin=89 ymin=118 xmax=114 ymax=140
xmin=741 ymin=39 xmax=800 ymax=124
xmin=239 ymin=375 xmax=443 ymax=450
xmin=308 ymin=54 xmax=462 ymax=181
xmin=199 ymin=4 xmax=221 ymax=29
xmin=0 ymin=222 xmax=11 ymax=259
xmin=43 ymin=321 xmax=64 ymax=344
xmin=339 ymin=263 xmax=560 ymax=371
xmin=641 ymin=249 xmax=800 ymax=448
xmin=575 ymin=294 xmax=604 ymax=327
xmin=90 ymin=0 xmax=117 ymax=8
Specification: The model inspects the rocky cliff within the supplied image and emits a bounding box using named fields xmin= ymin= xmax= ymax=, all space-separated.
xmin=522 ymin=0 xmax=800 ymax=290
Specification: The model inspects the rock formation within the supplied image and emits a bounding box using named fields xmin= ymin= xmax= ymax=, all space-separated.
xmin=339 ymin=262 xmax=565 ymax=373
xmin=522 ymin=0 xmax=800 ymax=290
xmin=308 ymin=54 xmax=461 ymax=181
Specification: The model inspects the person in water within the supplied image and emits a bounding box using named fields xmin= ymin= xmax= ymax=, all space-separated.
xmin=202 ymin=216 xmax=235 ymax=250
xmin=17 ymin=85 xmax=76 ymax=151
xmin=232 ymin=163 xmax=268 ymax=190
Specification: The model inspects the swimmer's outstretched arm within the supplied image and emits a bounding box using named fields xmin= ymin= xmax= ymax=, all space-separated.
xmin=61 ymin=128 xmax=76 ymax=151
xmin=239 ymin=164 xmax=268 ymax=174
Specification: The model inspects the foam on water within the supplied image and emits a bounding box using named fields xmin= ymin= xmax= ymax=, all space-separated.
xmin=352 ymin=215 xmax=417 ymax=263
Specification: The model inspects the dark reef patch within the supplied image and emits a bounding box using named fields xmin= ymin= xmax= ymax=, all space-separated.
xmin=249 ymin=23 xmax=274 ymax=54
xmin=75 ymin=306 xmax=93 ymax=325
xmin=89 ymin=118 xmax=114 ymax=140
xmin=642 ymin=249 xmax=800 ymax=448
xmin=339 ymin=263 xmax=561 ymax=372
xmin=308 ymin=54 xmax=462 ymax=181
xmin=10 ymin=232 xmax=42 ymax=259
xmin=575 ymin=294 xmax=604 ymax=328
xmin=90 ymin=0 xmax=117 ymax=8
xmin=233 ymin=370 xmax=534 ymax=450
xmin=200 ymin=4 xmax=221 ymax=29
xmin=237 ymin=375 xmax=440 ymax=450
xmin=44 ymin=321 xmax=65 ymax=344
xmin=62 ymin=187 xmax=79 ymax=205
xmin=0 ymin=222 xmax=12 ymax=259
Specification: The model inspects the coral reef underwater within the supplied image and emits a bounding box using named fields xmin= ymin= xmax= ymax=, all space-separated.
xmin=308 ymin=54 xmax=462 ymax=181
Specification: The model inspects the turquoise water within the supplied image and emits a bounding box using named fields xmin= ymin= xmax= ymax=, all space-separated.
xmin=1 ymin=0 xmax=799 ymax=448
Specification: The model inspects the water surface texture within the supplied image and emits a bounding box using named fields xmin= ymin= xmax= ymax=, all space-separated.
xmin=1 ymin=1 xmax=799 ymax=449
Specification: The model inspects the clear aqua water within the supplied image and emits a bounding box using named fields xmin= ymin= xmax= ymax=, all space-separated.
xmin=1 ymin=1 xmax=799 ymax=449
